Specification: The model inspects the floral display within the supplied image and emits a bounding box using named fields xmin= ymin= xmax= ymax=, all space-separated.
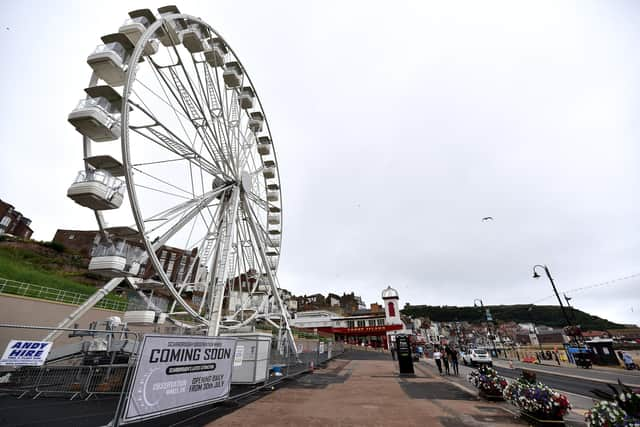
xmin=585 ymin=400 xmax=639 ymax=426
xmin=467 ymin=366 xmax=508 ymax=396
xmin=502 ymin=379 xmax=571 ymax=420
xmin=586 ymin=381 xmax=640 ymax=426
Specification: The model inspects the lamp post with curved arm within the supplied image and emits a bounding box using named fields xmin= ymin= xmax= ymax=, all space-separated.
xmin=532 ymin=264 xmax=581 ymax=346
xmin=532 ymin=265 xmax=573 ymax=327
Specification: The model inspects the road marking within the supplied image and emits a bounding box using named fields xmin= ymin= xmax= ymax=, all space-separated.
xmin=494 ymin=362 xmax=640 ymax=387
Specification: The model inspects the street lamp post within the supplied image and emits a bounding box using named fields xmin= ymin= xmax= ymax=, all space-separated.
xmin=474 ymin=298 xmax=498 ymax=357
xmin=532 ymin=264 xmax=581 ymax=347
xmin=473 ymin=299 xmax=485 ymax=346
xmin=532 ymin=265 xmax=572 ymax=326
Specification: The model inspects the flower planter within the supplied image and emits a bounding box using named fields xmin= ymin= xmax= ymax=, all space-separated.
xmin=503 ymin=379 xmax=571 ymax=424
xmin=519 ymin=410 xmax=565 ymax=426
xmin=585 ymin=386 xmax=640 ymax=426
xmin=467 ymin=366 xmax=508 ymax=401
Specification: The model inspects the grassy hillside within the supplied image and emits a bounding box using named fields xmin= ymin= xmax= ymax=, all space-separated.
xmin=0 ymin=241 xmax=126 ymax=308
xmin=402 ymin=304 xmax=624 ymax=330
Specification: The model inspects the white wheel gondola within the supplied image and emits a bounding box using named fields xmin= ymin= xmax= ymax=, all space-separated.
xmin=65 ymin=7 xmax=292 ymax=342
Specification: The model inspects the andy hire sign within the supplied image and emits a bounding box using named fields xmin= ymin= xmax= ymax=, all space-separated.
xmin=122 ymin=334 xmax=237 ymax=424
xmin=0 ymin=340 xmax=52 ymax=366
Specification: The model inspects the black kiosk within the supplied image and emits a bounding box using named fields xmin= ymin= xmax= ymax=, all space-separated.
xmin=395 ymin=334 xmax=415 ymax=375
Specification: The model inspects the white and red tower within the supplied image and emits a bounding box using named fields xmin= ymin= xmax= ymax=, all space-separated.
xmin=382 ymin=285 xmax=403 ymax=349
xmin=382 ymin=285 xmax=401 ymax=326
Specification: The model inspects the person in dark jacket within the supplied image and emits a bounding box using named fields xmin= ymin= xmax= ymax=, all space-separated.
xmin=442 ymin=349 xmax=450 ymax=375
xmin=447 ymin=346 xmax=459 ymax=376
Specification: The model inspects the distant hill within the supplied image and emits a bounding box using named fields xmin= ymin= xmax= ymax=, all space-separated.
xmin=401 ymin=304 xmax=626 ymax=330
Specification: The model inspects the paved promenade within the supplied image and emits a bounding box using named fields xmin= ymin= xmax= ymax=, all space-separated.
xmin=206 ymin=350 xmax=525 ymax=427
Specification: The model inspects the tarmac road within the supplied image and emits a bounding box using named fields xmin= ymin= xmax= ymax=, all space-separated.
xmin=493 ymin=359 xmax=640 ymax=387
xmin=492 ymin=366 xmax=616 ymax=397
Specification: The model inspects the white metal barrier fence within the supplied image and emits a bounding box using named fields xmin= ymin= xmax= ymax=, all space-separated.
xmin=0 ymin=323 xmax=141 ymax=401
xmin=0 ymin=277 xmax=128 ymax=311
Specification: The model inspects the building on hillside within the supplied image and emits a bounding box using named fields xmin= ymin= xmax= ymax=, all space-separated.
xmin=290 ymin=286 xmax=411 ymax=349
xmin=536 ymin=327 xmax=567 ymax=344
xmin=277 ymin=288 xmax=297 ymax=314
xmin=0 ymin=199 xmax=33 ymax=239
xmin=338 ymin=292 xmax=366 ymax=314
xmin=295 ymin=293 xmax=326 ymax=312
xmin=423 ymin=322 xmax=440 ymax=344
xmin=307 ymin=293 xmax=325 ymax=305
xmin=370 ymin=302 xmax=384 ymax=313
xmin=279 ymin=288 xmax=292 ymax=302
xmin=327 ymin=293 xmax=341 ymax=307
xmin=515 ymin=328 xmax=536 ymax=346
xmin=582 ymin=330 xmax=609 ymax=340
xmin=607 ymin=328 xmax=640 ymax=342
xmin=513 ymin=324 xmax=567 ymax=346
xmin=286 ymin=298 xmax=298 ymax=312
xmin=497 ymin=321 xmax=520 ymax=341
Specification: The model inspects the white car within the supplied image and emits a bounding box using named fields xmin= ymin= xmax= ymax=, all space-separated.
xmin=462 ymin=348 xmax=493 ymax=366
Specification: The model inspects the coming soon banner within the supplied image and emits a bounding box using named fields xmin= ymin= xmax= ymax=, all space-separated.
xmin=122 ymin=334 xmax=237 ymax=424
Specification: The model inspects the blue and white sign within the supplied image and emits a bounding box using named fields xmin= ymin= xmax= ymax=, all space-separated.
xmin=0 ymin=340 xmax=52 ymax=366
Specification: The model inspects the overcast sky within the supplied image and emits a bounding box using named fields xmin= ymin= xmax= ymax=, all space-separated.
xmin=1 ymin=1 xmax=638 ymax=325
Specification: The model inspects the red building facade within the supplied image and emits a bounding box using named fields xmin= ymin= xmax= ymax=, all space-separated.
xmin=0 ymin=199 xmax=33 ymax=239
xmin=291 ymin=286 xmax=409 ymax=349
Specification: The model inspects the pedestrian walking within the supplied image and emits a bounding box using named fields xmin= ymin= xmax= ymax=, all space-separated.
xmin=433 ymin=348 xmax=443 ymax=374
xmin=448 ymin=346 xmax=459 ymax=376
xmin=442 ymin=350 xmax=450 ymax=375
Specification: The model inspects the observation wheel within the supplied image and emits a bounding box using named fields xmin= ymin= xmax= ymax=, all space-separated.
xmin=64 ymin=6 xmax=292 ymax=344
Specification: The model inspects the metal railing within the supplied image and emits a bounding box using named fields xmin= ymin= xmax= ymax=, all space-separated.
xmin=0 ymin=324 xmax=141 ymax=404
xmin=33 ymin=365 xmax=94 ymax=399
xmin=85 ymin=364 xmax=129 ymax=396
xmin=1 ymin=364 xmax=131 ymax=400
xmin=0 ymin=276 xmax=128 ymax=311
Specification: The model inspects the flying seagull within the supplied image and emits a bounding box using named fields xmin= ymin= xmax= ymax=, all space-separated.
xmin=482 ymin=217 xmax=494 ymax=221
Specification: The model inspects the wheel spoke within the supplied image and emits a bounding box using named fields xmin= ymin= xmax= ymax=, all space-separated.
xmin=129 ymin=99 xmax=230 ymax=179
xmin=145 ymin=46 xmax=234 ymax=175
xmin=132 ymin=166 xmax=194 ymax=197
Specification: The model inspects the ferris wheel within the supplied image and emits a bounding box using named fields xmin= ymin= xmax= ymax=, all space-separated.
xmin=62 ymin=6 xmax=293 ymax=344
